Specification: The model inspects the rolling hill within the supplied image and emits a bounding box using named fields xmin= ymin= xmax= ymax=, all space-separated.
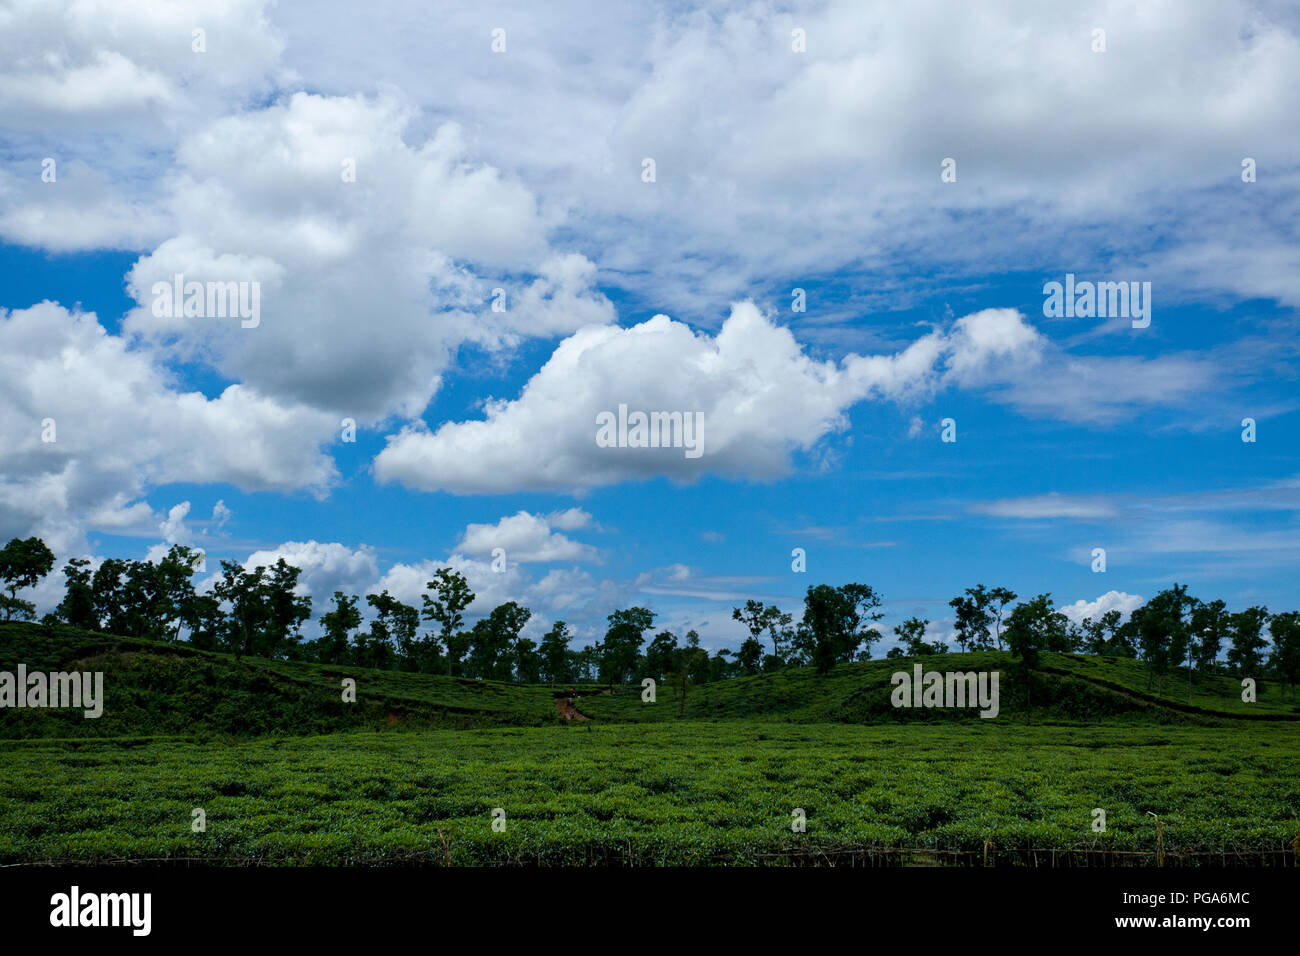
xmin=1 ymin=621 xmax=1295 ymax=739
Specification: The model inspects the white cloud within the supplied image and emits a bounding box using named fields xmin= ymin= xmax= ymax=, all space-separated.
xmin=973 ymin=493 xmax=1119 ymax=520
xmin=239 ymin=540 xmax=380 ymax=601
xmin=0 ymin=161 xmax=171 ymax=252
xmin=0 ymin=302 xmax=338 ymax=550
xmin=268 ymin=0 xmax=1300 ymax=313
xmin=159 ymin=502 xmax=193 ymax=546
xmin=374 ymin=302 xmax=1051 ymax=493
xmin=0 ymin=0 xmax=288 ymax=250
xmin=224 ymin=511 xmax=626 ymax=637
xmin=1060 ymin=591 xmax=1144 ymax=626
xmin=0 ymin=0 xmax=284 ymax=122
xmin=115 ymin=93 xmax=612 ymax=423
xmin=453 ymin=510 xmax=599 ymax=564
xmin=545 ymin=507 xmax=594 ymax=531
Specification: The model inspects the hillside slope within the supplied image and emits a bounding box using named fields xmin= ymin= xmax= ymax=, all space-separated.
xmin=0 ymin=622 xmax=555 ymax=738
xmin=580 ymin=651 xmax=1300 ymax=724
xmin=2 ymin=623 xmax=1295 ymax=738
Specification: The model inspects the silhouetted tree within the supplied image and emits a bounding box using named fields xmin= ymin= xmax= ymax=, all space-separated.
xmin=1131 ymin=584 xmax=1192 ymax=694
xmin=950 ymin=586 xmax=994 ymax=652
xmin=539 ymin=621 xmax=574 ymax=683
xmin=601 ymin=607 xmax=655 ymax=686
xmin=893 ymin=616 xmax=945 ymax=656
xmin=317 ymin=592 xmax=362 ymax=664
xmin=54 ymin=558 xmax=97 ymax=630
xmin=1227 ymin=605 xmax=1270 ymax=677
xmin=422 ymin=568 xmax=474 ymax=676
xmin=0 ymin=537 xmax=55 ymax=621
xmin=799 ymin=583 xmax=884 ymax=673
xmin=1269 ymin=611 xmax=1300 ymax=702
xmin=467 ymin=601 xmax=530 ymax=680
xmin=1004 ymin=594 xmax=1064 ymax=724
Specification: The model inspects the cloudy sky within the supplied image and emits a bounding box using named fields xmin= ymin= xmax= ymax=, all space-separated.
xmin=1 ymin=0 xmax=1298 ymax=651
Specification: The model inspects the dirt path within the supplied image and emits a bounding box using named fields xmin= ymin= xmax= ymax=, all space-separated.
xmin=555 ymin=696 xmax=589 ymax=721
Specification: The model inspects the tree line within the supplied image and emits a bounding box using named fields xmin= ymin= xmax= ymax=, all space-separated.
xmin=1 ymin=536 xmax=1297 ymax=698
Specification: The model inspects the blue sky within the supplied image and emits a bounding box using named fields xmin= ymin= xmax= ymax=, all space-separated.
xmin=2 ymin=1 xmax=1298 ymax=652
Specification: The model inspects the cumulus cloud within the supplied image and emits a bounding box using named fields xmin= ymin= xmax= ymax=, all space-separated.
xmin=221 ymin=514 xmax=623 ymax=639
xmin=0 ymin=161 xmax=171 ymax=252
xmin=159 ymin=502 xmax=193 ymax=546
xmin=0 ymin=302 xmax=338 ymax=550
xmin=1060 ymin=591 xmax=1145 ymax=626
xmin=374 ymin=302 xmax=1051 ymax=493
xmin=372 ymin=552 xmax=618 ymax=642
xmin=453 ymin=510 xmax=599 ymax=564
xmin=0 ymin=0 xmax=288 ymax=250
xmin=0 ymin=0 xmax=284 ymax=122
xmin=237 ymin=540 xmax=381 ymax=601
xmin=270 ymin=0 xmax=1300 ymax=313
xmin=120 ymin=92 xmax=612 ymax=422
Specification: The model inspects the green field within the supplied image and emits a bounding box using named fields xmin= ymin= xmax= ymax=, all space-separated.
xmin=2 ymin=622 xmax=1298 ymax=866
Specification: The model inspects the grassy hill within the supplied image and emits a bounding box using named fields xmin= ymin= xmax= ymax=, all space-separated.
xmin=0 ymin=622 xmax=555 ymax=738
xmin=582 ymin=650 xmax=1300 ymax=724
xmin=2 ymin=622 xmax=1296 ymax=739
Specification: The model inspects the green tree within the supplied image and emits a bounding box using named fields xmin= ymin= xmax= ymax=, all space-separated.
xmin=118 ymin=560 xmax=167 ymax=640
xmin=1078 ymin=610 xmax=1126 ymax=656
xmin=799 ymin=583 xmax=884 ymax=674
xmin=601 ymin=607 xmax=655 ymax=686
xmin=467 ymin=601 xmax=531 ymax=680
xmin=1003 ymin=594 xmax=1064 ymax=724
xmin=666 ymin=632 xmax=711 ymax=716
xmin=0 ymin=536 xmax=56 ymax=621
xmin=539 ymin=621 xmax=574 ymax=683
xmin=1227 ymin=605 xmax=1270 ymax=677
xmin=949 ymin=586 xmax=994 ymax=652
xmin=1131 ymin=585 xmax=1192 ymax=694
xmin=55 ymin=557 xmax=97 ymax=630
xmin=735 ymin=636 xmax=763 ymax=675
xmin=1112 ymin=614 xmax=1139 ymax=658
xmin=732 ymin=600 xmax=787 ymax=664
xmin=893 ymin=616 xmax=944 ymax=656
xmin=154 ymin=545 xmax=202 ymax=642
xmin=211 ymin=559 xmax=310 ymax=660
xmin=182 ymin=593 xmax=224 ymax=650
xmin=709 ymin=648 xmax=733 ymax=682
xmin=91 ymin=558 xmax=131 ymax=634
xmin=1097 ymin=609 xmax=1126 ymax=656
xmin=1078 ymin=616 xmax=1106 ymax=655
xmin=363 ymin=590 xmax=416 ymax=669
xmin=988 ymin=586 xmax=1017 ymax=650
xmin=644 ymin=629 xmax=679 ymax=680
xmin=1268 ymin=611 xmax=1300 ymax=702
xmin=263 ymin=558 xmax=312 ymax=658
xmin=318 ymin=592 xmax=362 ymax=664
xmin=575 ymin=643 xmax=600 ymax=682
xmin=514 ymin=636 xmax=542 ymax=683
xmin=421 ymin=568 xmax=474 ymax=676
xmin=213 ymin=561 xmax=266 ymax=659
xmin=1189 ymin=598 xmax=1231 ymax=673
